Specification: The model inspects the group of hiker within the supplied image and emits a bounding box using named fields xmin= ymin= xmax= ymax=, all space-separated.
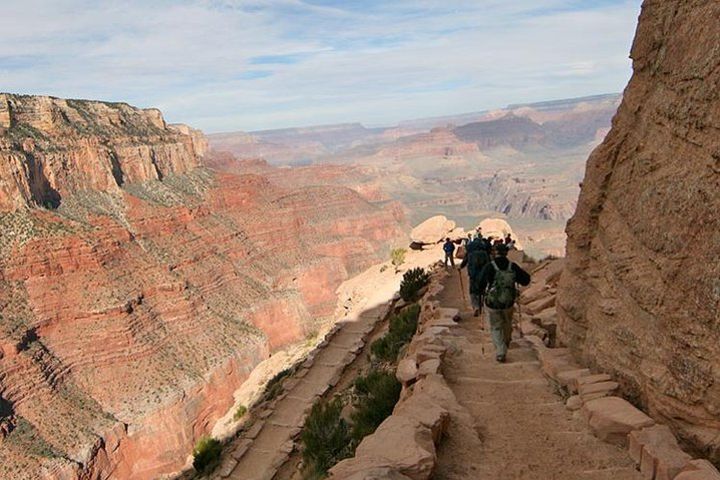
xmin=442 ymin=228 xmax=530 ymax=363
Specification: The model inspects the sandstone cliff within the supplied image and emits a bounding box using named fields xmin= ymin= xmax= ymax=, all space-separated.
xmin=0 ymin=96 xmax=406 ymax=479
xmin=0 ymin=94 xmax=209 ymax=212
xmin=558 ymin=0 xmax=720 ymax=463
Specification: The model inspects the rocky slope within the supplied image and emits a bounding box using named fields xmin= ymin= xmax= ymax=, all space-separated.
xmin=558 ymin=0 xmax=720 ymax=463
xmin=0 ymin=95 xmax=406 ymax=479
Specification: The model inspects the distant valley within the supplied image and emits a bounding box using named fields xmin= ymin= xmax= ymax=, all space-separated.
xmin=208 ymin=93 xmax=621 ymax=257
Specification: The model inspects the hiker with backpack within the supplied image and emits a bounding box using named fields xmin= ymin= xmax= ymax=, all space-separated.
xmin=478 ymin=243 xmax=531 ymax=363
xmin=459 ymin=237 xmax=490 ymax=317
xmin=442 ymin=237 xmax=456 ymax=268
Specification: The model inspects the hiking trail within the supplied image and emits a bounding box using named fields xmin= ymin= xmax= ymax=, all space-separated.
xmin=433 ymin=266 xmax=644 ymax=480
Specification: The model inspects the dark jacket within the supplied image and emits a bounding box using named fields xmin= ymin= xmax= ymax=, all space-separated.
xmin=477 ymin=256 xmax=531 ymax=297
xmin=443 ymin=241 xmax=455 ymax=254
xmin=460 ymin=239 xmax=490 ymax=277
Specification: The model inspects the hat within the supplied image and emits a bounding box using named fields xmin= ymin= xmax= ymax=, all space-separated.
xmin=495 ymin=244 xmax=509 ymax=254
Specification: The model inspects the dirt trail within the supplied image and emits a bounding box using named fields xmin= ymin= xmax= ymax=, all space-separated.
xmin=434 ymin=268 xmax=643 ymax=480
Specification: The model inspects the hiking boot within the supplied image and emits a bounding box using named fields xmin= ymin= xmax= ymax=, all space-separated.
xmin=496 ymin=354 xmax=506 ymax=363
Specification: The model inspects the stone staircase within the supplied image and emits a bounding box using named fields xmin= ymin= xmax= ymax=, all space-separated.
xmin=322 ymin=260 xmax=720 ymax=480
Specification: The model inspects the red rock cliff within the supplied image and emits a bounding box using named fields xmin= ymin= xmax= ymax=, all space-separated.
xmin=0 ymin=96 xmax=406 ymax=479
xmin=0 ymin=94 xmax=204 ymax=212
xmin=558 ymin=0 xmax=720 ymax=462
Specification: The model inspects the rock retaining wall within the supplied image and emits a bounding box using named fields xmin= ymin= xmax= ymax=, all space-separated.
xmin=525 ymin=259 xmax=720 ymax=480
xmin=329 ymin=268 xmax=470 ymax=480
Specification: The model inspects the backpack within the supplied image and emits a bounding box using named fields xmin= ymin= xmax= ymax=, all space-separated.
xmin=443 ymin=242 xmax=455 ymax=254
xmin=466 ymin=249 xmax=489 ymax=277
xmin=485 ymin=261 xmax=517 ymax=309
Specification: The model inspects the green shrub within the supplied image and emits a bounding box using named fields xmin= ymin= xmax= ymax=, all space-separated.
xmin=263 ymin=368 xmax=292 ymax=401
xmin=192 ymin=436 xmax=222 ymax=473
xmin=300 ymin=398 xmax=352 ymax=477
xmin=350 ymin=370 xmax=401 ymax=442
xmin=390 ymin=248 xmax=406 ymax=267
xmin=233 ymin=404 xmax=247 ymax=421
xmin=370 ymin=304 xmax=420 ymax=362
xmin=399 ymin=267 xmax=430 ymax=301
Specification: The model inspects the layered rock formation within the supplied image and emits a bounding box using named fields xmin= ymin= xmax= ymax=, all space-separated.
xmin=558 ymin=0 xmax=720 ymax=463
xmin=0 ymin=95 xmax=406 ymax=479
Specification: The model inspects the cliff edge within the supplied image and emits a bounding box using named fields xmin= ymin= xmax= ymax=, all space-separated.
xmin=558 ymin=0 xmax=720 ymax=462
xmin=0 ymin=95 xmax=406 ymax=479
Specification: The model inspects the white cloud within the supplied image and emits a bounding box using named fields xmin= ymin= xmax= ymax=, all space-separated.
xmin=0 ymin=0 xmax=642 ymax=131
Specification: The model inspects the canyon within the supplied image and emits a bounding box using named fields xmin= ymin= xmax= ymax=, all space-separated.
xmin=0 ymin=95 xmax=405 ymax=479
xmin=209 ymin=93 xmax=621 ymax=258
xmin=2 ymin=1 xmax=720 ymax=476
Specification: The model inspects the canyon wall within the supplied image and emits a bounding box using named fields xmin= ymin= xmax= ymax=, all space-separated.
xmin=558 ymin=0 xmax=720 ymax=463
xmin=0 ymin=95 xmax=406 ymax=479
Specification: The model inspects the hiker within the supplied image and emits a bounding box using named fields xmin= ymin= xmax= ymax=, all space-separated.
xmin=459 ymin=237 xmax=490 ymax=316
xmin=463 ymin=233 xmax=473 ymax=246
xmin=505 ymin=233 xmax=516 ymax=250
xmin=478 ymin=243 xmax=531 ymax=363
xmin=484 ymin=236 xmax=493 ymax=252
xmin=443 ymin=237 xmax=456 ymax=268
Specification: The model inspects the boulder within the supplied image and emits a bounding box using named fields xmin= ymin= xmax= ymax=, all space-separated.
xmin=411 ymin=216 xmax=456 ymax=244
xmin=477 ymin=218 xmax=523 ymax=250
xmin=396 ymin=358 xmax=418 ymax=384
xmin=582 ymin=397 xmax=655 ymax=446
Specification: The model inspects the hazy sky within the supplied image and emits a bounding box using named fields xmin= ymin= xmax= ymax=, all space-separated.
xmin=0 ymin=0 xmax=642 ymax=132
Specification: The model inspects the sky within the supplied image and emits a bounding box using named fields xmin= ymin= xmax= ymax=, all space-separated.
xmin=0 ymin=0 xmax=642 ymax=132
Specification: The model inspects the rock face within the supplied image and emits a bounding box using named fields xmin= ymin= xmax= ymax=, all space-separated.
xmin=0 ymin=94 xmax=206 ymax=212
xmin=0 ymin=95 xmax=406 ymax=479
xmin=558 ymin=1 xmax=720 ymax=463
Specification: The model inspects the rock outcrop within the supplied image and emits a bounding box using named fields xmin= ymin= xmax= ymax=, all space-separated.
xmin=558 ymin=0 xmax=720 ymax=463
xmin=410 ymin=216 xmax=456 ymax=244
xmin=0 ymin=96 xmax=406 ymax=479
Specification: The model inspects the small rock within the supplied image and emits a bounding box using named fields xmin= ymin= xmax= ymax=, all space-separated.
xmin=566 ymin=395 xmax=583 ymax=411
